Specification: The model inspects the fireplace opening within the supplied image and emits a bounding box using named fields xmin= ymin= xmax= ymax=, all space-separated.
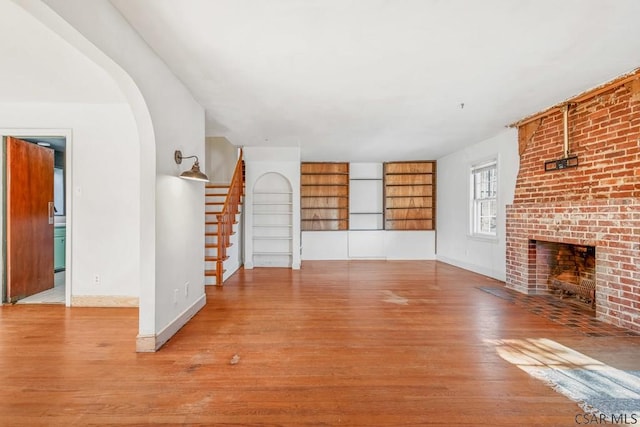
xmin=535 ymin=241 xmax=596 ymax=309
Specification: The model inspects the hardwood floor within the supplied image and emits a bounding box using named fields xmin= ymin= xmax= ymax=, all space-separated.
xmin=1 ymin=261 xmax=638 ymax=426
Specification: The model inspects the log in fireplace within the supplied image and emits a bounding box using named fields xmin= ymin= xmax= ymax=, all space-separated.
xmin=538 ymin=241 xmax=596 ymax=309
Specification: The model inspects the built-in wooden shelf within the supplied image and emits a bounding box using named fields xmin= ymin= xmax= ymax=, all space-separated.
xmin=383 ymin=161 xmax=436 ymax=230
xmin=301 ymin=162 xmax=349 ymax=231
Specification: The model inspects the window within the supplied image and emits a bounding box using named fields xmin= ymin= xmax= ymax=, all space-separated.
xmin=471 ymin=161 xmax=497 ymax=236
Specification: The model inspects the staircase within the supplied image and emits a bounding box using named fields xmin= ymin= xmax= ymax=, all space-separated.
xmin=204 ymin=150 xmax=244 ymax=286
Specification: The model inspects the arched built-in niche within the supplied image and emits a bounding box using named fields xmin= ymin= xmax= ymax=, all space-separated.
xmin=252 ymin=172 xmax=293 ymax=267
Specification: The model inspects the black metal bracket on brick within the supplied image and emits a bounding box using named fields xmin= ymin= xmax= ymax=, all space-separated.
xmin=544 ymin=155 xmax=578 ymax=172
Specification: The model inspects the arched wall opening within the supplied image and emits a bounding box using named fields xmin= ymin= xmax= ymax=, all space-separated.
xmin=20 ymin=0 xmax=208 ymax=351
xmin=0 ymin=2 xmax=144 ymax=310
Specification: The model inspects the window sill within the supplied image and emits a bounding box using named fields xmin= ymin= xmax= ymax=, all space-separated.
xmin=468 ymin=233 xmax=499 ymax=243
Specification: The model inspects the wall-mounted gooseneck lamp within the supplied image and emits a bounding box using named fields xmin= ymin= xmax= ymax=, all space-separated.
xmin=174 ymin=150 xmax=209 ymax=182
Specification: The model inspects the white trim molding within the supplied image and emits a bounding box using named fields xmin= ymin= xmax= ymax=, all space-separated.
xmin=136 ymin=294 xmax=206 ymax=352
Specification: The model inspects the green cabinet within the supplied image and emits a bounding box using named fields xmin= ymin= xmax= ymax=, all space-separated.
xmin=54 ymin=226 xmax=66 ymax=271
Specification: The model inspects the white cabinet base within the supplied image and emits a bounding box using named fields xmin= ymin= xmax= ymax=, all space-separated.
xmin=301 ymin=230 xmax=436 ymax=260
xmin=348 ymin=231 xmax=385 ymax=258
xmin=302 ymin=231 xmax=349 ymax=260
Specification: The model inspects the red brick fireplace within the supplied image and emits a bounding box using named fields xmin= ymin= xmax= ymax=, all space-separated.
xmin=506 ymin=69 xmax=640 ymax=332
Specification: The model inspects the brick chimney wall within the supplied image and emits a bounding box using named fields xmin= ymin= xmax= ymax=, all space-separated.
xmin=506 ymin=71 xmax=640 ymax=332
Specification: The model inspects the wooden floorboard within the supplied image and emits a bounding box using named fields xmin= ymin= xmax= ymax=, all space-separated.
xmin=1 ymin=260 xmax=638 ymax=426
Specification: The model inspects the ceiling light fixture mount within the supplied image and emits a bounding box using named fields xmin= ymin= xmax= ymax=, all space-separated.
xmin=174 ymin=150 xmax=209 ymax=182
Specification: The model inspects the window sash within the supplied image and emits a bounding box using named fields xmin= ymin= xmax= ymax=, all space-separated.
xmin=474 ymin=199 xmax=496 ymax=234
xmin=471 ymin=162 xmax=497 ymax=236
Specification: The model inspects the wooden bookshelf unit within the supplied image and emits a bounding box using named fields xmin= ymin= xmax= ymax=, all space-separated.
xmin=383 ymin=161 xmax=436 ymax=230
xmin=301 ymin=162 xmax=349 ymax=231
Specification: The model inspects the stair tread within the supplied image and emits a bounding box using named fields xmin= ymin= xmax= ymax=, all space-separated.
xmin=204 ymin=257 xmax=229 ymax=264
xmin=205 ymin=242 xmax=233 ymax=248
xmin=205 ymin=221 xmax=239 ymax=225
xmin=205 ymin=267 xmax=228 ymax=276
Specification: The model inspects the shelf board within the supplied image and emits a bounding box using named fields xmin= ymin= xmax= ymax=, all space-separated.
xmin=302 ymin=207 xmax=348 ymax=210
xmin=253 ymin=252 xmax=293 ymax=255
xmin=385 ymin=207 xmax=431 ymax=210
xmin=253 ymin=212 xmax=294 ymax=215
xmin=253 ymin=202 xmax=293 ymax=205
xmin=254 ymin=191 xmax=293 ymax=194
xmin=384 ymin=172 xmax=434 ymax=175
xmin=385 ymin=218 xmax=432 ymax=221
xmin=301 ymin=218 xmax=348 ymax=222
xmin=301 ymin=184 xmax=348 ymax=187
xmin=350 ymin=212 xmax=383 ymax=215
xmin=300 ymin=172 xmax=349 ymax=175
xmin=384 ymin=184 xmax=432 ymax=187
xmin=385 ymin=196 xmax=432 ymax=198
xmin=349 ymin=178 xmax=382 ymax=181
xmin=301 ymin=195 xmax=348 ymax=198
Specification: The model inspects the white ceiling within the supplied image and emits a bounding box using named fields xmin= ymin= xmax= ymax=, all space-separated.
xmin=111 ymin=0 xmax=640 ymax=161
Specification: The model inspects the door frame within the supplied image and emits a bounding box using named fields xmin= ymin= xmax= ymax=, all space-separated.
xmin=1 ymin=128 xmax=73 ymax=306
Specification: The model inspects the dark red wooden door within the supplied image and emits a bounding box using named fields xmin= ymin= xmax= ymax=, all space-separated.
xmin=6 ymin=136 xmax=54 ymax=301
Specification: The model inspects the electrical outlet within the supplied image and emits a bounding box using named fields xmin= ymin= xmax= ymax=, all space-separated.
xmin=93 ymin=274 xmax=100 ymax=285
xmin=184 ymin=281 xmax=189 ymax=297
xmin=174 ymin=289 xmax=179 ymax=305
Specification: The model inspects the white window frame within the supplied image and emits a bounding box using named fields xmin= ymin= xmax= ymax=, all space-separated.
xmin=470 ymin=160 xmax=498 ymax=238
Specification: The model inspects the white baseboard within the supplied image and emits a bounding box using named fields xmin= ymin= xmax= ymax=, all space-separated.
xmin=223 ymin=261 xmax=240 ymax=281
xmin=436 ymin=255 xmax=506 ymax=282
xmin=135 ymin=334 xmax=156 ymax=352
xmin=71 ymin=295 xmax=139 ymax=307
xmin=135 ymin=293 xmax=206 ymax=352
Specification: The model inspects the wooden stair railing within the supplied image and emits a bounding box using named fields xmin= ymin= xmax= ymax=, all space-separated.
xmin=213 ymin=149 xmax=244 ymax=286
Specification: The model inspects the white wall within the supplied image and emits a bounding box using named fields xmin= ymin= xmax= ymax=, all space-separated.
xmin=0 ymin=0 xmax=124 ymax=103
xmin=0 ymin=103 xmax=140 ymax=299
xmin=436 ymin=128 xmax=519 ymax=281
xmin=205 ymin=137 xmax=238 ymax=184
xmin=23 ymin=0 xmax=207 ymax=350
